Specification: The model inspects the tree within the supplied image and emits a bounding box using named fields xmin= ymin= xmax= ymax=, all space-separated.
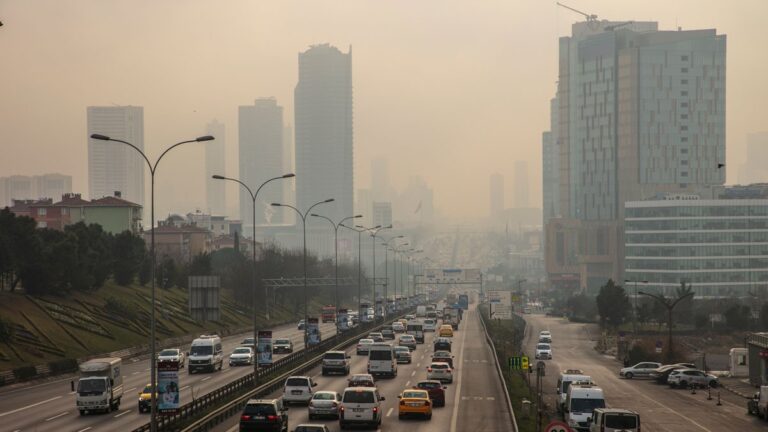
xmin=138 ymin=256 xmax=151 ymax=286
xmin=156 ymin=256 xmax=177 ymax=289
xmin=596 ymin=279 xmax=630 ymax=328
xmin=725 ymin=304 xmax=751 ymax=331
xmin=112 ymin=231 xmax=145 ymax=286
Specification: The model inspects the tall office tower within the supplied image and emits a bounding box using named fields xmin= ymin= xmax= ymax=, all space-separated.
xmin=205 ymin=119 xmax=226 ymax=216
xmin=87 ymin=106 xmax=145 ymax=207
xmin=0 ymin=174 xmax=72 ymax=207
xmin=294 ymin=44 xmax=353 ymax=225
xmin=513 ymin=161 xmax=529 ymax=208
xmin=282 ymin=125 xmax=296 ymax=220
xmin=372 ymin=201 xmax=392 ymax=228
xmin=739 ymin=132 xmax=768 ymax=184
xmin=542 ymin=97 xmax=560 ymax=226
xmin=371 ymin=157 xmax=391 ymax=201
xmin=239 ymin=98 xmax=285 ymax=232
xmin=355 ymin=188 xmax=372 ymax=227
xmin=489 ymin=173 xmax=504 ymax=218
xmin=556 ymin=22 xmax=726 ymax=221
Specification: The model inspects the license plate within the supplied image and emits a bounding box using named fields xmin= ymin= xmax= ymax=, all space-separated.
xmin=291 ymin=390 xmax=302 ymax=395
xmin=254 ymin=415 xmax=265 ymax=420
xmin=408 ymin=402 xmax=421 ymax=407
xmin=353 ymin=408 xmax=365 ymax=412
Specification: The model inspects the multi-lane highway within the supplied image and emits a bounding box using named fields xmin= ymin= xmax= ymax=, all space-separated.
xmin=211 ymin=305 xmax=513 ymax=432
xmin=0 ymin=321 xmax=337 ymax=432
xmin=523 ymin=313 xmax=760 ymax=431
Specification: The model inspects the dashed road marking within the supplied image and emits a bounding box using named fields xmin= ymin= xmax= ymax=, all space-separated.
xmin=180 ymin=385 xmax=190 ymax=391
xmin=406 ymin=380 xmax=411 ymax=387
xmin=114 ymin=409 xmax=131 ymax=418
xmin=133 ymin=371 xmax=140 ymax=375
xmin=487 ymin=396 xmax=495 ymax=400
xmin=77 ymin=428 xmax=92 ymax=432
xmin=417 ymin=362 xmax=421 ymax=367
xmin=45 ymin=411 xmax=68 ymax=421
xmin=0 ymin=396 xmax=63 ymax=418
xmin=411 ymin=371 xmax=416 ymax=377
xmin=450 ymin=309 xmax=471 ymax=432
xmin=126 ymin=387 xmax=137 ymax=392
xmin=386 ymin=407 xmax=394 ymax=417
xmin=202 ymin=376 xmax=211 ymax=381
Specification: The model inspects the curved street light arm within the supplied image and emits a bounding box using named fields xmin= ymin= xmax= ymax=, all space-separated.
xmin=154 ymin=139 xmax=202 ymax=173
xmin=92 ymin=136 xmax=153 ymax=171
xmin=214 ymin=175 xmax=255 ymax=200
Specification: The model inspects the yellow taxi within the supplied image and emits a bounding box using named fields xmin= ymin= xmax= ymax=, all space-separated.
xmin=398 ymin=318 xmax=408 ymax=326
xmin=397 ymin=389 xmax=432 ymax=420
xmin=438 ymin=324 xmax=454 ymax=338
xmin=137 ymin=384 xmax=156 ymax=413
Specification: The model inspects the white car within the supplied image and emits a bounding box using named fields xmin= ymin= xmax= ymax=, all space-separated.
xmin=426 ymin=362 xmax=453 ymax=383
xmin=339 ymin=387 xmax=385 ymax=429
xmin=619 ymin=362 xmax=661 ymax=379
xmin=157 ymin=348 xmax=185 ymax=368
xmin=228 ymin=346 xmax=254 ymax=366
xmin=423 ymin=319 xmax=437 ymax=332
xmin=535 ymin=343 xmax=552 ymax=360
xmin=392 ymin=322 xmax=405 ymax=333
xmin=308 ymin=390 xmax=343 ymax=419
xmin=667 ymin=369 xmax=718 ymax=388
xmin=283 ymin=375 xmax=317 ymax=405
xmin=356 ymin=338 xmax=375 ymax=355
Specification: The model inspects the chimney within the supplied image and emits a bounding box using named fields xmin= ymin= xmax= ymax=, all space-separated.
xmin=114 ymin=191 xmax=121 ymax=198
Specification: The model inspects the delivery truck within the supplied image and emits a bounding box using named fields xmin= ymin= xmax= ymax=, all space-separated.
xmin=75 ymin=357 xmax=123 ymax=415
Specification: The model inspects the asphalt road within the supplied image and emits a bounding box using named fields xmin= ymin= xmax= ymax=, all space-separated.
xmin=523 ymin=313 xmax=763 ymax=431
xmin=214 ymin=304 xmax=514 ymax=432
xmin=0 ymin=320 xmax=337 ymax=432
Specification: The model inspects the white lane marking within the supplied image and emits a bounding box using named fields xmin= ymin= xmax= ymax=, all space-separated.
xmin=145 ymin=368 xmax=150 ymax=371
xmin=406 ymin=380 xmax=411 ymax=387
xmin=449 ymin=309 xmax=470 ymax=432
xmin=69 ymin=391 xmax=76 ymax=395
xmin=114 ymin=409 xmax=131 ymax=418
xmin=417 ymin=362 xmax=421 ymax=367
xmin=45 ymin=411 xmax=68 ymax=421
xmin=133 ymin=371 xmax=140 ymax=375
xmin=126 ymin=387 xmax=137 ymax=392
xmin=202 ymin=376 xmax=211 ymax=381
xmin=77 ymin=428 xmax=92 ymax=432
xmin=386 ymin=407 xmax=393 ymax=417
xmin=226 ymin=424 xmax=239 ymax=432
xmin=634 ymin=388 xmax=714 ymax=432
xmin=180 ymin=385 xmax=190 ymax=391
xmin=0 ymin=396 xmax=63 ymax=417
xmin=487 ymin=396 xmax=495 ymax=400
xmin=411 ymin=371 xmax=416 ymax=377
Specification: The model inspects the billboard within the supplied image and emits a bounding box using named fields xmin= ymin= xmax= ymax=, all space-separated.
xmin=157 ymin=360 xmax=180 ymax=414
xmin=257 ymin=330 xmax=273 ymax=366
xmin=488 ymin=290 xmax=513 ymax=320
xmin=424 ymin=268 xmax=481 ymax=283
xmin=338 ymin=308 xmax=349 ymax=331
xmin=188 ymin=276 xmax=221 ymax=322
xmin=307 ymin=317 xmax=321 ymax=346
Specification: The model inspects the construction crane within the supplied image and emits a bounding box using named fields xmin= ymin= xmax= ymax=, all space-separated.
xmin=556 ymin=2 xmax=598 ymax=24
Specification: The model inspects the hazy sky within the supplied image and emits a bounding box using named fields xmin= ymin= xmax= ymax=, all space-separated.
xmin=1 ymin=0 xmax=767 ymax=220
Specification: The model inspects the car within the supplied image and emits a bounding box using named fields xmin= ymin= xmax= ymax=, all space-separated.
xmin=438 ymin=324 xmax=454 ymax=338
xmin=667 ymin=369 xmax=718 ymax=388
xmin=565 ymin=384 xmax=605 ymax=431
xmin=356 ymin=338 xmax=375 ymax=355
xmin=368 ymin=343 xmax=397 ymax=378
xmin=557 ymin=372 xmax=593 ymax=413
xmin=241 ymin=338 xmax=255 ymax=348
xmin=157 ymin=348 xmax=185 ymax=368
xmin=239 ymin=398 xmax=288 ymax=432
xmin=405 ymin=314 xmax=415 ymax=320
xmin=589 ymin=408 xmax=640 ymax=432
xmin=381 ymin=326 xmax=395 ymax=339
xmin=434 ymin=337 xmax=452 ymax=352
xmin=535 ymin=343 xmax=552 ymax=360
xmin=398 ymin=334 xmax=417 ymax=350
xmin=432 ymin=351 xmax=454 ymax=369
xmin=367 ymin=332 xmax=384 ymax=343
xmin=322 ymin=350 xmax=351 ymax=376
xmin=436 ymin=310 xmax=443 ymax=319
xmin=273 ymin=338 xmax=294 ymax=354
xmin=414 ymin=380 xmax=446 ymax=407
xmin=339 ymin=387 xmax=385 ymax=429
xmin=423 ymin=319 xmax=437 ymax=332
xmin=308 ymin=391 xmax=342 ymax=420
xmin=394 ymin=346 xmax=412 ymax=364
xmin=540 ymin=330 xmax=551 ymax=337
xmin=348 ymin=373 xmax=376 ymax=388
xmin=397 ymin=389 xmax=432 ymax=420
xmin=650 ymin=364 xmax=687 ymax=384
xmin=398 ymin=318 xmax=409 ymax=326
xmin=293 ymin=425 xmax=330 ymax=432
xmin=427 ymin=362 xmax=453 ymax=383
xmin=538 ymin=335 xmax=552 ymax=344
xmin=137 ymin=383 xmax=155 ymax=413
xmin=229 ymin=346 xmax=255 ymax=366
xmin=619 ymin=362 xmax=661 ymax=379
xmin=283 ymin=376 xmax=317 ymax=405
xmin=392 ymin=322 xmax=406 ymax=333
xmin=298 ymin=319 xmax=306 ymax=330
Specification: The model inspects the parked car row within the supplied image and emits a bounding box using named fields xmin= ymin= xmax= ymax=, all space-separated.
xmin=622 ymin=361 xmax=719 ymax=389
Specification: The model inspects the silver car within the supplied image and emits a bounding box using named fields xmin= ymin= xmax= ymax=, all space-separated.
xmin=668 ymin=369 xmax=718 ymax=388
xmin=619 ymin=362 xmax=661 ymax=379
xmin=308 ymin=391 xmax=342 ymax=419
xmin=157 ymin=348 xmax=185 ymax=368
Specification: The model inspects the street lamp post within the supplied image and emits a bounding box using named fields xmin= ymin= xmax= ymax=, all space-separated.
xmin=638 ymin=290 xmax=694 ymax=363
xmin=272 ymin=199 xmax=334 ymax=345
xmin=340 ymin=224 xmax=371 ymax=321
xmin=392 ymin=243 xmax=410 ymax=303
xmin=380 ymin=235 xmax=405 ymax=316
xmin=367 ymin=225 xmax=392 ymax=320
xmin=90 ymin=133 xmax=214 ymax=432
xmin=624 ymin=279 xmax=648 ymax=336
xmin=213 ymin=173 xmax=294 ymax=374
xmin=311 ymin=213 xmax=362 ymax=334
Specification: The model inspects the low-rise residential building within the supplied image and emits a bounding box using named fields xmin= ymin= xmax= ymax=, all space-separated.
xmin=145 ymin=223 xmax=213 ymax=263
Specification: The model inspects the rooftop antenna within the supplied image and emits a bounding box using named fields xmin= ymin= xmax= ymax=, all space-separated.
xmin=556 ymin=2 xmax=600 ymax=30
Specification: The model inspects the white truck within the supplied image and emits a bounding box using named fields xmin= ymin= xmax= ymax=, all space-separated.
xmin=443 ymin=307 xmax=460 ymax=330
xmin=75 ymin=357 xmax=123 ymax=415
xmin=416 ymin=305 xmax=427 ymax=317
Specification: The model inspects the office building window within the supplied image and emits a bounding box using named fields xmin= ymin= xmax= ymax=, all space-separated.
xmin=681 ymin=79 xmax=688 ymax=85
xmin=681 ymin=114 xmax=688 ymax=119
xmin=681 ymin=148 xmax=689 ymax=154
xmin=38 ymin=208 xmax=47 ymax=216
xmin=681 ymin=137 xmax=689 ymax=142
xmin=681 ymin=160 xmax=689 ymax=166
xmin=682 ymin=67 xmax=688 ymax=73
xmin=681 ymin=90 xmax=688 ymax=97
xmin=681 ymin=125 xmax=688 ymax=131
xmin=681 ymin=102 xmax=689 ymax=108
xmin=681 ymin=171 xmax=689 ymax=177
xmin=682 ymin=55 xmax=689 ymax=61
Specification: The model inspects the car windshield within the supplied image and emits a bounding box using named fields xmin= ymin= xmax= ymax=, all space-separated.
xmin=78 ymin=379 xmax=106 ymax=393
xmin=418 ymin=382 xmax=441 ymax=389
xmin=325 ymin=352 xmax=345 ymax=359
xmin=286 ymin=378 xmax=309 ymax=387
xmin=142 ymin=385 xmax=153 ymax=393
xmin=343 ymin=391 xmax=375 ymax=403
xmin=369 ymin=349 xmax=393 ymax=360
xmin=275 ymin=339 xmax=290 ymax=344
xmin=537 ymin=344 xmax=550 ymax=350
xmin=159 ymin=349 xmax=178 ymax=356
xmin=424 ymin=320 xmax=434 ymax=324
xmin=394 ymin=347 xmax=409 ymax=352
xmin=400 ymin=336 xmax=414 ymax=341
xmin=431 ymin=363 xmax=449 ymax=369
xmin=190 ymin=345 xmax=212 ymax=356
xmin=243 ymin=404 xmax=276 ymax=415
xmin=605 ymin=415 xmax=638 ymax=428
xmin=570 ymin=398 xmax=605 ymax=413
xmin=359 ymin=339 xmax=373 ymax=344
xmin=233 ymin=348 xmax=251 ymax=354
xmin=313 ymin=392 xmax=336 ymax=400
xmin=403 ymin=391 xmax=426 ymax=398
xmin=434 ymin=351 xmax=451 ymax=357
xmin=407 ymin=325 xmax=422 ymax=331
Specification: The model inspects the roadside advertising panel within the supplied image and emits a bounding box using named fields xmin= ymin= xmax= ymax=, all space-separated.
xmin=307 ymin=317 xmax=321 ymax=345
xmin=157 ymin=360 xmax=179 ymax=414
xmin=257 ymin=330 xmax=273 ymax=366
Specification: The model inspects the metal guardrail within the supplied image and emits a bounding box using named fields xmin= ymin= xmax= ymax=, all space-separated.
xmin=131 ymin=311 xmax=413 ymax=432
xmin=478 ymin=306 xmax=519 ymax=432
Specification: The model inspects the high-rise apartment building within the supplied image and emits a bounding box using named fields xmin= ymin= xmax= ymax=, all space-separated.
xmin=294 ymin=44 xmax=353 ymax=226
xmin=542 ymin=97 xmax=560 ymax=226
xmin=87 ymin=106 xmax=145 ymax=208
xmin=546 ymin=21 xmax=726 ymax=292
xmin=239 ymin=98 xmax=285 ymax=232
xmin=489 ymin=173 xmax=504 ymax=218
xmin=205 ymin=119 xmax=226 ymax=216
xmin=0 ymin=174 xmax=73 ymax=208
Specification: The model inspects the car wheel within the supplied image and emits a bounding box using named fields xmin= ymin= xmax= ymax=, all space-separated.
xmin=680 ymin=381 xmax=688 ymax=389
xmin=426 ymin=413 xmax=432 ymax=420
xmin=710 ymin=380 xmax=718 ymax=388
xmin=309 ymin=414 xmax=314 ymax=420
xmin=625 ymin=372 xmax=634 ymax=379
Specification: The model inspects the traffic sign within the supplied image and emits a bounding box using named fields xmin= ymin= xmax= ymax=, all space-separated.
xmin=545 ymin=420 xmax=573 ymax=432
xmin=509 ymin=356 xmax=528 ymax=370
xmin=521 ymin=356 xmax=529 ymax=371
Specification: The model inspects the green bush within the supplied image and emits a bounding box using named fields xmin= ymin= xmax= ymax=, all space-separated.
xmin=48 ymin=358 xmax=78 ymax=374
xmin=0 ymin=316 xmax=14 ymax=343
xmin=13 ymin=366 xmax=37 ymax=380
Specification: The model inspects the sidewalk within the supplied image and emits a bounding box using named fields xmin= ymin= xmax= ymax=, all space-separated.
xmin=719 ymin=376 xmax=755 ymax=399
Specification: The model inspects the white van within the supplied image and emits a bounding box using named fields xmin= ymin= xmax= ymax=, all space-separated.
xmin=188 ymin=335 xmax=223 ymax=373
xmin=368 ymin=343 xmax=397 ymax=378
xmin=589 ymin=408 xmax=640 ymax=432
xmin=283 ymin=375 xmax=317 ymax=405
xmin=406 ymin=321 xmax=425 ymax=343
xmin=556 ymin=372 xmax=592 ymax=412
xmin=565 ymin=384 xmax=605 ymax=432
xmin=339 ymin=387 xmax=385 ymax=428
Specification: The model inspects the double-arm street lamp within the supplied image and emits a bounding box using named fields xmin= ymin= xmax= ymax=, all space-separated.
xmin=271 ymin=199 xmax=334 ymax=345
xmin=341 ymin=224 xmax=379 ymax=320
xmin=212 ymin=173 xmax=294 ymax=374
xmin=366 ymin=225 xmax=392 ymax=319
xmin=311 ymin=213 xmax=363 ymax=334
xmin=638 ymin=290 xmax=694 ymax=363
xmin=90 ymin=133 xmax=214 ymax=432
